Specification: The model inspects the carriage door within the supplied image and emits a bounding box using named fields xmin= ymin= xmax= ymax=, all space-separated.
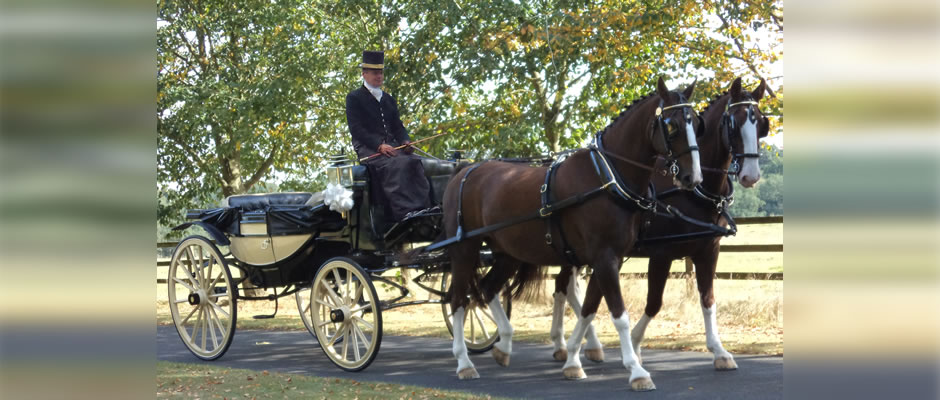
xmin=228 ymin=210 xmax=277 ymax=265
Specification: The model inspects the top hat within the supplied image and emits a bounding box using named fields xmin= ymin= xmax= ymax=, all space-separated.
xmin=359 ymin=51 xmax=384 ymax=69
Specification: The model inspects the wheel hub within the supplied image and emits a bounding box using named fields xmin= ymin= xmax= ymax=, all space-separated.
xmin=188 ymin=289 xmax=208 ymax=306
xmin=329 ymin=309 xmax=345 ymax=323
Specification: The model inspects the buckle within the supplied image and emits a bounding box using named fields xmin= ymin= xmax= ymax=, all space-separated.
xmin=539 ymin=206 xmax=552 ymax=217
xmin=545 ymin=233 xmax=553 ymax=245
xmin=540 ymin=184 xmax=548 ymax=193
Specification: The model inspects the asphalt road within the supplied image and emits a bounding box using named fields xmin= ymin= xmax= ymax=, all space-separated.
xmin=157 ymin=325 xmax=782 ymax=399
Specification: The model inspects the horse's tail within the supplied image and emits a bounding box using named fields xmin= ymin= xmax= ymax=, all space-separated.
xmin=508 ymin=263 xmax=547 ymax=304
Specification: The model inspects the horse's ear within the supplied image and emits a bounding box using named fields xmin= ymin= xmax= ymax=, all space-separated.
xmin=730 ymin=77 xmax=742 ymax=99
xmin=758 ymin=116 xmax=770 ymax=138
xmin=656 ymin=76 xmax=670 ymax=100
xmin=751 ymin=78 xmax=767 ymax=101
xmin=682 ymin=78 xmax=697 ymax=100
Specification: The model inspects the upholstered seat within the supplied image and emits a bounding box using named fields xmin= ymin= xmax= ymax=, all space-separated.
xmin=223 ymin=192 xmax=324 ymax=211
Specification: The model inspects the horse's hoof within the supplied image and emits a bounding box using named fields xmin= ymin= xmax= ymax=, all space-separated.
xmin=714 ymin=357 xmax=738 ymax=371
xmin=584 ymin=348 xmax=605 ymax=363
xmin=492 ymin=347 xmax=510 ymax=367
xmin=563 ymin=367 xmax=587 ymax=380
xmin=457 ymin=367 xmax=480 ymax=380
xmin=552 ymin=349 xmax=568 ymax=361
xmin=630 ymin=376 xmax=656 ymax=391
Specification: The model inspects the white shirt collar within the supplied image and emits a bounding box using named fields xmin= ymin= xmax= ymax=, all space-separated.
xmin=363 ymin=80 xmax=383 ymax=102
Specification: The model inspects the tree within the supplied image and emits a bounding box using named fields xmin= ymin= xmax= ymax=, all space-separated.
xmin=158 ymin=0 xmax=361 ymax=226
xmin=157 ymin=0 xmax=784 ymax=227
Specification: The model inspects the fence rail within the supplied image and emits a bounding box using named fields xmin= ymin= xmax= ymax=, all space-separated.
xmin=157 ymin=216 xmax=782 ymax=281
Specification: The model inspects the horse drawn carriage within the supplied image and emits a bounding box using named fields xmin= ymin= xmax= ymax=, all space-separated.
xmin=166 ymin=153 xmax=515 ymax=371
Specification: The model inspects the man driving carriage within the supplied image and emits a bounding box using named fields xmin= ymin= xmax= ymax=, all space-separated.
xmin=346 ymin=50 xmax=431 ymax=222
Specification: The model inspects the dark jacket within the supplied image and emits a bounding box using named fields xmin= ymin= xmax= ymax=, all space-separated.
xmin=345 ymin=86 xmax=410 ymax=159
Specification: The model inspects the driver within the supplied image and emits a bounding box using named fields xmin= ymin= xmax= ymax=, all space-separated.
xmin=345 ymin=50 xmax=430 ymax=222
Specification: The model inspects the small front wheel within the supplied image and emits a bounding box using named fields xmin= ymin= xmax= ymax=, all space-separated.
xmin=440 ymin=268 xmax=511 ymax=354
xmin=310 ymin=257 xmax=382 ymax=371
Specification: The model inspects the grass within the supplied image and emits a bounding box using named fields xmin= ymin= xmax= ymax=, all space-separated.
xmin=158 ymin=224 xmax=782 ymax=356
xmin=157 ymin=361 xmax=513 ymax=400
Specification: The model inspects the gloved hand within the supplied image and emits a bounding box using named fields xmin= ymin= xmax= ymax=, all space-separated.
xmin=378 ymin=143 xmax=398 ymax=157
xmin=401 ymin=140 xmax=415 ymax=155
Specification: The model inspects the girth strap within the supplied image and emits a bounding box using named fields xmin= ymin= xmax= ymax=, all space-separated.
xmin=541 ymin=157 xmax=582 ymax=266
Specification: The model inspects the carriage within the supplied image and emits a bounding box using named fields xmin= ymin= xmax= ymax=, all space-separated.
xmin=166 ymin=153 xmax=517 ymax=371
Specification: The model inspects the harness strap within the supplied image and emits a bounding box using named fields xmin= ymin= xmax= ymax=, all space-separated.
xmin=454 ymin=162 xmax=486 ymax=241
xmin=541 ymin=157 xmax=582 ymax=266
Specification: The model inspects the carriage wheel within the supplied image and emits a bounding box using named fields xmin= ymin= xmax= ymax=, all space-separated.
xmin=311 ymin=257 xmax=382 ymax=372
xmin=440 ymin=269 xmax=511 ymax=354
xmin=167 ymin=236 xmax=237 ymax=360
xmin=295 ymin=287 xmax=317 ymax=338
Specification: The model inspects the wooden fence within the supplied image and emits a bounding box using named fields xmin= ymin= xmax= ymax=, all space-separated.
xmin=157 ymin=216 xmax=782 ymax=282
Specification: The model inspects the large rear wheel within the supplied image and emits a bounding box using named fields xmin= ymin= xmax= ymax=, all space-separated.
xmin=310 ymin=257 xmax=382 ymax=371
xmin=167 ymin=236 xmax=237 ymax=360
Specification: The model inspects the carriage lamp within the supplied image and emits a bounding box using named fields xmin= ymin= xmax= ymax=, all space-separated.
xmin=326 ymin=154 xmax=354 ymax=188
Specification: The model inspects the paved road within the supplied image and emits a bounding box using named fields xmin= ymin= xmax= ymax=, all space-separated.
xmin=158 ymin=325 xmax=782 ymax=399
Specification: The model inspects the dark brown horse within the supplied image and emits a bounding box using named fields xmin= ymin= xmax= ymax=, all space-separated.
xmin=442 ymin=77 xmax=701 ymax=391
xmin=548 ymin=77 xmax=770 ymax=371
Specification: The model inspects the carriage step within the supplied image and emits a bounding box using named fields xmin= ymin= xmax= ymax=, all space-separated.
xmin=252 ymin=314 xmax=275 ymax=319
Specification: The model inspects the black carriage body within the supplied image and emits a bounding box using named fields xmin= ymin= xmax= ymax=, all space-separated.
xmin=177 ymin=158 xmax=456 ymax=289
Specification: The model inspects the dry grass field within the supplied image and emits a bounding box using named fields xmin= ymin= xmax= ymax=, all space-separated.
xmin=157 ymin=223 xmax=782 ymax=356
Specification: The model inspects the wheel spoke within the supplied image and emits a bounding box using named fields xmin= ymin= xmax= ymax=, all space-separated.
xmin=352 ymin=324 xmax=360 ymax=360
xmin=206 ymin=305 xmax=220 ymax=349
xmin=331 ymin=269 xmax=344 ymax=298
xmin=207 ymin=270 xmax=224 ymax=292
xmin=353 ymin=323 xmax=370 ymax=351
xmin=174 ymin=268 xmax=198 ymax=292
xmin=469 ymin=308 xmax=476 ymax=343
xmin=205 ymin=258 xmax=214 ymax=290
xmin=326 ymin=327 xmax=342 ymax=346
xmin=180 ymin=305 xmax=198 ymax=325
xmin=341 ymin=326 xmax=349 ymax=360
xmin=353 ymin=316 xmax=374 ymax=332
xmin=348 ymin=303 xmax=373 ymax=314
xmin=320 ymin=279 xmax=343 ymax=306
xmin=473 ymin=308 xmax=490 ymax=339
xmin=351 ymin=282 xmax=363 ymax=307
xmin=185 ymin=247 xmax=203 ymax=288
xmin=209 ymin=300 xmax=230 ymax=319
xmin=314 ymin=298 xmax=334 ymax=309
xmin=200 ymin=307 xmax=208 ymax=351
xmin=208 ymin=303 xmax=227 ymax=337
xmin=173 ymin=298 xmax=189 ymax=304
xmin=316 ymin=320 xmax=333 ymax=328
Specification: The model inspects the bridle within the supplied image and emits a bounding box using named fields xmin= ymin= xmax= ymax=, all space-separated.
xmin=653 ymin=97 xmax=699 ymax=178
xmin=722 ymin=99 xmax=761 ymax=176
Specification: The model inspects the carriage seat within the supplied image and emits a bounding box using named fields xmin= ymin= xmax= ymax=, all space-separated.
xmin=222 ymin=192 xmax=324 ymax=211
xmin=420 ymin=158 xmax=456 ymax=177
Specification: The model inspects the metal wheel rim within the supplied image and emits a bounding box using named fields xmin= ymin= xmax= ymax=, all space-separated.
xmin=168 ymin=237 xmax=237 ymax=360
xmin=295 ymin=288 xmax=317 ymax=338
xmin=440 ymin=268 xmax=510 ymax=353
xmin=311 ymin=258 xmax=381 ymax=371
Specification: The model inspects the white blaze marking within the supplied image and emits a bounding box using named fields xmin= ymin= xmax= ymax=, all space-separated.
xmin=738 ymin=118 xmax=761 ymax=184
xmin=685 ymin=121 xmax=703 ymax=185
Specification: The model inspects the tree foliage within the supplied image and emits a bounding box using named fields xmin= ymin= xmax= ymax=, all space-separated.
xmin=157 ymin=0 xmax=783 ymax=230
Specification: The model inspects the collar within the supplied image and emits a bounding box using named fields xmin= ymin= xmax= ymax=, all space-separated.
xmin=363 ymin=81 xmax=383 ymax=102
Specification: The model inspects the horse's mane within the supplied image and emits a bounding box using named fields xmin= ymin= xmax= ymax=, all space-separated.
xmin=597 ymin=92 xmax=658 ymax=136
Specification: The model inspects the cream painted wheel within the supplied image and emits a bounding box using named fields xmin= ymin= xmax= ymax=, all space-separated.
xmin=295 ymin=287 xmax=316 ymax=338
xmin=311 ymin=258 xmax=381 ymax=371
xmin=441 ymin=269 xmax=511 ymax=354
xmin=168 ymin=236 xmax=237 ymax=360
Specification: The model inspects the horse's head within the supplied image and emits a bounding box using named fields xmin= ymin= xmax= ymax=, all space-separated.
xmin=652 ymin=77 xmax=703 ymax=190
xmin=722 ymin=77 xmax=768 ymax=188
